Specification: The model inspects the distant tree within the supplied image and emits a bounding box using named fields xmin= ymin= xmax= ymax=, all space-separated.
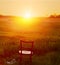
xmin=56 ymin=15 xmax=60 ymax=18
xmin=49 ymin=15 xmax=56 ymax=18
xmin=49 ymin=14 xmax=60 ymax=18
xmin=0 ymin=15 xmax=3 ymax=17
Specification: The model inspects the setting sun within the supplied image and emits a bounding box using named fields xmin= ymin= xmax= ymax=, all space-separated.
xmin=21 ymin=11 xmax=33 ymax=24
xmin=23 ymin=12 xmax=31 ymax=19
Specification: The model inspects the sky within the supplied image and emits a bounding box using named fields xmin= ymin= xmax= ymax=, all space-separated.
xmin=0 ymin=0 xmax=60 ymax=17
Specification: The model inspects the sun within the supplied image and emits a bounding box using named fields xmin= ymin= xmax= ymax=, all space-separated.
xmin=24 ymin=12 xmax=31 ymax=19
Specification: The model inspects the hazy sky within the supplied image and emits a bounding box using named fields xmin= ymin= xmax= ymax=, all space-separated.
xmin=0 ymin=0 xmax=60 ymax=17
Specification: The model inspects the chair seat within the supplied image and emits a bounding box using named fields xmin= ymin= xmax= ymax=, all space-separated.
xmin=19 ymin=50 xmax=33 ymax=55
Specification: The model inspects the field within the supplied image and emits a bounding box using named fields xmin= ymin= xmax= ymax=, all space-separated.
xmin=0 ymin=16 xmax=60 ymax=65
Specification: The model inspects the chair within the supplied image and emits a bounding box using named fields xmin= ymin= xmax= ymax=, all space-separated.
xmin=19 ymin=40 xmax=34 ymax=65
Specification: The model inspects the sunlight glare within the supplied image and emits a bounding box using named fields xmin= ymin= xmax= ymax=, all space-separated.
xmin=24 ymin=12 xmax=31 ymax=19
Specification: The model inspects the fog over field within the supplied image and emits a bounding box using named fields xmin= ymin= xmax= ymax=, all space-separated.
xmin=0 ymin=17 xmax=60 ymax=38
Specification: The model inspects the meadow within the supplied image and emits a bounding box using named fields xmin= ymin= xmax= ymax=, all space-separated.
xmin=0 ymin=16 xmax=60 ymax=65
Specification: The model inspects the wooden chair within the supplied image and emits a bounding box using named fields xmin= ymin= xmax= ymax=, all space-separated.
xmin=19 ymin=40 xmax=34 ymax=65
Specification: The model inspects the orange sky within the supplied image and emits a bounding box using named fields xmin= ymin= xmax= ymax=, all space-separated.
xmin=0 ymin=0 xmax=60 ymax=17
